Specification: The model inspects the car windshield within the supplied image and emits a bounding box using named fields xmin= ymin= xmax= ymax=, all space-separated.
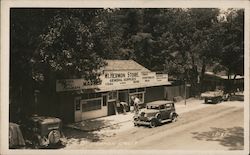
xmin=147 ymin=105 xmax=160 ymax=109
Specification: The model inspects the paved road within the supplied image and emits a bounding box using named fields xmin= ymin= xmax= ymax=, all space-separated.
xmin=64 ymin=101 xmax=244 ymax=150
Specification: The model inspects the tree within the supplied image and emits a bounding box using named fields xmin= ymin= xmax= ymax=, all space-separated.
xmin=10 ymin=9 xmax=107 ymax=118
xmin=10 ymin=8 xmax=244 ymax=120
xmin=216 ymin=9 xmax=244 ymax=93
xmin=10 ymin=9 xmax=57 ymax=120
xmin=219 ymin=9 xmax=244 ymax=78
xmin=32 ymin=11 xmax=106 ymax=82
xmin=157 ymin=8 xmax=222 ymax=95
xmin=188 ymin=8 xmax=221 ymax=93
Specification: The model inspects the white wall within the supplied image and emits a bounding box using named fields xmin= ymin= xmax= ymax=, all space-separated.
xmin=81 ymin=106 xmax=107 ymax=120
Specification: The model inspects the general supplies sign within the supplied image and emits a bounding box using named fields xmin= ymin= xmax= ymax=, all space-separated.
xmin=101 ymin=71 xmax=141 ymax=86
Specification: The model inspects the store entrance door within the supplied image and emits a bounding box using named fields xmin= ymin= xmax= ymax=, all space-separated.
xmin=107 ymin=101 xmax=116 ymax=116
xmin=118 ymin=91 xmax=128 ymax=103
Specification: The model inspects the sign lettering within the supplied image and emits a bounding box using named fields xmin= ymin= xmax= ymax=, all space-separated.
xmin=56 ymin=71 xmax=169 ymax=92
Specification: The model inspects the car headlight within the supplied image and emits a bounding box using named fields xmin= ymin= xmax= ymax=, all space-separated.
xmin=134 ymin=117 xmax=138 ymax=121
xmin=48 ymin=130 xmax=60 ymax=144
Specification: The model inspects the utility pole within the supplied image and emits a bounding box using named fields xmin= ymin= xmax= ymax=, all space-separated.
xmin=184 ymin=81 xmax=187 ymax=107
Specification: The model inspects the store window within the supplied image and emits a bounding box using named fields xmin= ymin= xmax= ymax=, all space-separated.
xmin=95 ymin=93 xmax=102 ymax=98
xmin=82 ymin=99 xmax=102 ymax=112
xmin=108 ymin=91 xmax=117 ymax=101
xmin=81 ymin=93 xmax=103 ymax=100
xmin=89 ymin=93 xmax=95 ymax=99
xmin=129 ymin=92 xmax=144 ymax=104
xmin=81 ymin=94 xmax=88 ymax=100
xmin=129 ymin=88 xmax=145 ymax=104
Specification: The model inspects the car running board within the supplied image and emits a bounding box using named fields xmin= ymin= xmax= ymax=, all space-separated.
xmin=160 ymin=119 xmax=172 ymax=123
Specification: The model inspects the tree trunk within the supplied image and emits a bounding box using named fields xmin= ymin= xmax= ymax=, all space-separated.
xmin=199 ymin=60 xmax=206 ymax=94
xmin=226 ymin=70 xmax=232 ymax=94
xmin=233 ymin=74 xmax=237 ymax=94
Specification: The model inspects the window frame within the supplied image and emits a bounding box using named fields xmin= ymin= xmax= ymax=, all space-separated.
xmin=108 ymin=91 xmax=118 ymax=102
xmin=81 ymin=97 xmax=103 ymax=112
xmin=129 ymin=92 xmax=145 ymax=104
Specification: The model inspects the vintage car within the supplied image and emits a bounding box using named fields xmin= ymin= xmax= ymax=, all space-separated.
xmin=133 ymin=100 xmax=178 ymax=128
xmin=21 ymin=115 xmax=67 ymax=148
xmin=201 ymin=90 xmax=225 ymax=104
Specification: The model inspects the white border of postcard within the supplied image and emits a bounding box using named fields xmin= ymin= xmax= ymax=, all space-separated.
xmin=1 ymin=0 xmax=249 ymax=155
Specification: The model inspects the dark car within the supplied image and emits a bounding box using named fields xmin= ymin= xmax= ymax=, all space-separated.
xmin=201 ymin=90 xmax=225 ymax=104
xmin=133 ymin=100 xmax=178 ymax=128
xmin=21 ymin=115 xmax=66 ymax=148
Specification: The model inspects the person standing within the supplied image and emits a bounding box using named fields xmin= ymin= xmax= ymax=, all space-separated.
xmin=131 ymin=96 xmax=140 ymax=114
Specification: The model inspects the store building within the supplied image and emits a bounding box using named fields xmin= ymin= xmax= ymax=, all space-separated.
xmin=56 ymin=60 xmax=171 ymax=123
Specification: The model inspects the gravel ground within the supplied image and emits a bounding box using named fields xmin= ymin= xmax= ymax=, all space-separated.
xmin=63 ymin=100 xmax=244 ymax=150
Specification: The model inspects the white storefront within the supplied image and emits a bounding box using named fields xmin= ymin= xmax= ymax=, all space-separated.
xmin=56 ymin=60 xmax=170 ymax=122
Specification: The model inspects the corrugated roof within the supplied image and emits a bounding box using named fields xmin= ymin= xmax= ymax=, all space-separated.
xmin=104 ymin=60 xmax=150 ymax=72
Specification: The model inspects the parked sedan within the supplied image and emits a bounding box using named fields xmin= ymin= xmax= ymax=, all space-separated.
xmin=133 ymin=100 xmax=178 ymax=128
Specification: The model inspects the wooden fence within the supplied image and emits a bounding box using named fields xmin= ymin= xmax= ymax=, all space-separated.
xmin=165 ymin=85 xmax=190 ymax=101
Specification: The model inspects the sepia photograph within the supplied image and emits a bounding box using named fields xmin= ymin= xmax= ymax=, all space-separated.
xmin=1 ymin=0 xmax=249 ymax=155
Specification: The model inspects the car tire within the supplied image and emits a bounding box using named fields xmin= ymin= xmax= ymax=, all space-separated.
xmin=171 ymin=113 xmax=177 ymax=122
xmin=149 ymin=119 xmax=157 ymax=128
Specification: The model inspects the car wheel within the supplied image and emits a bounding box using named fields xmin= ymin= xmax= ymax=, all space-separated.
xmin=149 ymin=119 xmax=157 ymax=128
xmin=171 ymin=113 xmax=177 ymax=122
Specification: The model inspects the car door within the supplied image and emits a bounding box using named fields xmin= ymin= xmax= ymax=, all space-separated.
xmin=165 ymin=103 xmax=172 ymax=119
xmin=159 ymin=104 xmax=168 ymax=120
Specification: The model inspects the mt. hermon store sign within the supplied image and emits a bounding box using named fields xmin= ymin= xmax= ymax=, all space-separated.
xmin=56 ymin=71 xmax=169 ymax=92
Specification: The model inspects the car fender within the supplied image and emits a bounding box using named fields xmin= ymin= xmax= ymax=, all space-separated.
xmin=148 ymin=116 xmax=157 ymax=121
xmin=170 ymin=112 xmax=178 ymax=118
xmin=155 ymin=113 xmax=162 ymax=121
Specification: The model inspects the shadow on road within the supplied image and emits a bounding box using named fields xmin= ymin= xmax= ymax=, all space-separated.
xmin=63 ymin=120 xmax=123 ymax=145
xmin=63 ymin=128 xmax=103 ymax=144
xmin=191 ymin=127 xmax=244 ymax=150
